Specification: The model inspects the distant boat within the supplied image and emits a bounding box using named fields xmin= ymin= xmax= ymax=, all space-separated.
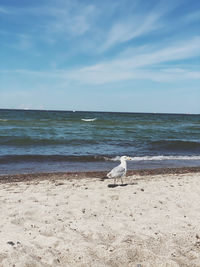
xmin=81 ymin=118 xmax=97 ymax=122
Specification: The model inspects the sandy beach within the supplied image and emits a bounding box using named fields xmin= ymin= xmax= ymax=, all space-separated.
xmin=0 ymin=170 xmax=200 ymax=266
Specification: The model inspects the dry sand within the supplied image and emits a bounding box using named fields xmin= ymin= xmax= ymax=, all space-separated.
xmin=0 ymin=172 xmax=200 ymax=266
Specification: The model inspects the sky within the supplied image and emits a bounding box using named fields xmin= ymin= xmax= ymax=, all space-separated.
xmin=0 ymin=0 xmax=200 ymax=113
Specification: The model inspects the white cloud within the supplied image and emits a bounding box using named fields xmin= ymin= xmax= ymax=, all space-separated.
xmin=63 ymin=67 xmax=200 ymax=84
xmin=1 ymin=0 xmax=200 ymax=87
xmin=1 ymin=36 xmax=200 ymax=85
xmin=99 ymin=12 xmax=162 ymax=52
xmin=0 ymin=1 xmax=97 ymax=39
xmin=46 ymin=4 xmax=96 ymax=36
xmin=61 ymin=36 xmax=200 ymax=84
xmin=97 ymin=0 xmax=184 ymax=52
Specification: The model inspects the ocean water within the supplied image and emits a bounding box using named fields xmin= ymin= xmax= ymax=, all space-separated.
xmin=0 ymin=109 xmax=200 ymax=174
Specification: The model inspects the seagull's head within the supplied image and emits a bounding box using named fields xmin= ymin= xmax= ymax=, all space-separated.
xmin=120 ymin=156 xmax=132 ymax=161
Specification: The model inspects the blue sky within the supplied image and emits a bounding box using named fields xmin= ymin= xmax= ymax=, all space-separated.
xmin=0 ymin=0 xmax=200 ymax=113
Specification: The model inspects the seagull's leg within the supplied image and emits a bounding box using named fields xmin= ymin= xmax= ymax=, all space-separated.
xmin=121 ymin=177 xmax=123 ymax=185
xmin=114 ymin=178 xmax=116 ymax=185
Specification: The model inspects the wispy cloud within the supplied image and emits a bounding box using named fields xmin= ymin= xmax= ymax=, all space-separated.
xmin=1 ymin=1 xmax=200 ymax=87
xmin=2 ymin=36 xmax=200 ymax=85
xmin=0 ymin=1 xmax=97 ymax=41
xmin=183 ymin=10 xmax=200 ymax=23
xmin=99 ymin=13 xmax=162 ymax=52
xmin=97 ymin=0 xmax=185 ymax=53
xmin=61 ymin=36 xmax=200 ymax=84
xmin=15 ymin=34 xmax=33 ymax=50
xmin=1 ymin=0 xmax=198 ymax=56
xmin=0 ymin=6 xmax=9 ymax=14
xmin=45 ymin=3 xmax=96 ymax=37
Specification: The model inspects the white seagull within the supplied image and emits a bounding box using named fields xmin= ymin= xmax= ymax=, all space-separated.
xmin=107 ymin=156 xmax=132 ymax=185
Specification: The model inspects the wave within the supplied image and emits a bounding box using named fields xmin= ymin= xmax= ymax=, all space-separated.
xmin=0 ymin=137 xmax=99 ymax=146
xmin=150 ymin=140 xmax=200 ymax=151
xmin=0 ymin=155 xmax=105 ymax=164
xmin=0 ymin=119 xmax=8 ymax=122
xmin=0 ymin=154 xmax=200 ymax=164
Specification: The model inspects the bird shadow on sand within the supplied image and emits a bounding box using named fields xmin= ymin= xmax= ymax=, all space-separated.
xmin=99 ymin=177 xmax=138 ymax=188
xmin=107 ymin=184 xmax=128 ymax=188
xmin=107 ymin=182 xmax=137 ymax=188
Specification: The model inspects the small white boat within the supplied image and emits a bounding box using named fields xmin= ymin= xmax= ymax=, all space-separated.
xmin=81 ymin=118 xmax=97 ymax=122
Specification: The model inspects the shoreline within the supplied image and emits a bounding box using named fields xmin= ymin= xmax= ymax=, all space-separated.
xmin=1 ymin=166 xmax=200 ymax=184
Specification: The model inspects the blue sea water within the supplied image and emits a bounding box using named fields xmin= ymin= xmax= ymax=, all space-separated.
xmin=0 ymin=109 xmax=200 ymax=174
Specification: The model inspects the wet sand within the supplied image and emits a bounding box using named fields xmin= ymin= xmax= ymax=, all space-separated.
xmin=1 ymin=166 xmax=200 ymax=184
xmin=0 ymin=168 xmax=200 ymax=266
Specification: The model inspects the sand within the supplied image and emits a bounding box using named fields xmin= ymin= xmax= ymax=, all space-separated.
xmin=0 ymin=172 xmax=200 ymax=266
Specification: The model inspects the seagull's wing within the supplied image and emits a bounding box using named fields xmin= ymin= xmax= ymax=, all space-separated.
xmin=107 ymin=165 xmax=126 ymax=178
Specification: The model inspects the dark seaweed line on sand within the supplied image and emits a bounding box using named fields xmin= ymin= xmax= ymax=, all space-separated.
xmin=0 ymin=167 xmax=200 ymax=184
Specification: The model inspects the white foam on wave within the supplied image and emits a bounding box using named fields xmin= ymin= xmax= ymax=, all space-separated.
xmin=0 ymin=119 xmax=8 ymax=122
xmin=131 ymin=155 xmax=200 ymax=161
xmin=104 ymin=156 xmax=121 ymax=161
xmin=105 ymin=155 xmax=200 ymax=161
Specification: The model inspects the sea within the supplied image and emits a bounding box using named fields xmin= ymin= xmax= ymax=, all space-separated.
xmin=0 ymin=109 xmax=200 ymax=175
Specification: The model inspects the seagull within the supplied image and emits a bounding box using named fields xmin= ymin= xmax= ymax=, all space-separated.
xmin=107 ymin=156 xmax=132 ymax=185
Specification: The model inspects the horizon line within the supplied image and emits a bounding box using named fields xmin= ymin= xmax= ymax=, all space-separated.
xmin=0 ymin=108 xmax=199 ymax=116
